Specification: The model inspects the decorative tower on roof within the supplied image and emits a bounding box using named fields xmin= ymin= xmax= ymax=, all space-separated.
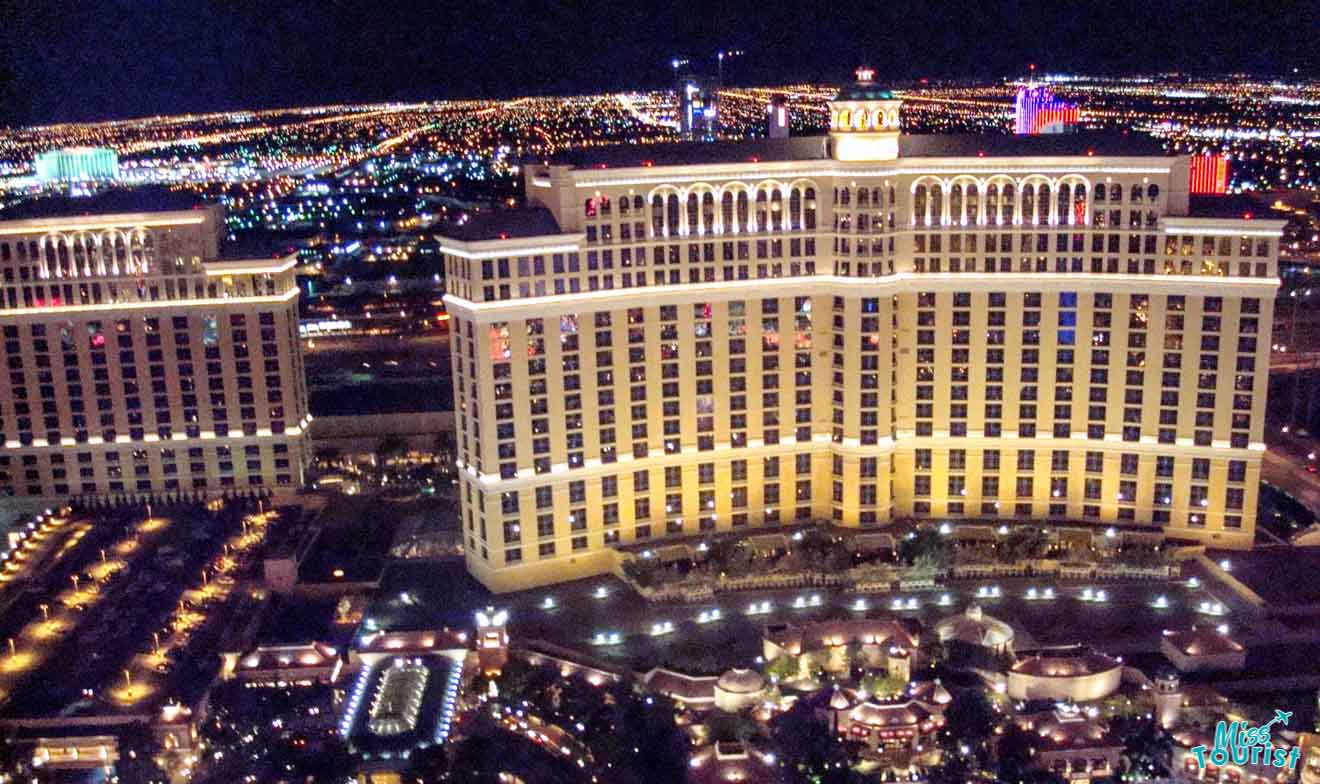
xmin=828 ymin=67 xmax=903 ymax=162
xmin=1153 ymin=669 xmax=1182 ymax=729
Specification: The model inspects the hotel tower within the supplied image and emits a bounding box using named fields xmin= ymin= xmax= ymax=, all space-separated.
xmin=441 ymin=73 xmax=1282 ymax=592
xmin=0 ymin=197 xmax=311 ymax=514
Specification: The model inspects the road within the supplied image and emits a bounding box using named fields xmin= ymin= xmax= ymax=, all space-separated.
xmin=1262 ymin=449 xmax=1320 ymax=521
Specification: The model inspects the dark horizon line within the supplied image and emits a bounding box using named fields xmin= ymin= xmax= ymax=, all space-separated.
xmin=5 ymin=68 xmax=1315 ymax=133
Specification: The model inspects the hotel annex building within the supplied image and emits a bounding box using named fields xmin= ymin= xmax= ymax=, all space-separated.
xmin=441 ymin=78 xmax=1282 ymax=592
xmin=0 ymin=196 xmax=311 ymax=513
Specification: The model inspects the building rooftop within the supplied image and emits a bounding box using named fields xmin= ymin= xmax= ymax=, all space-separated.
xmin=0 ymin=187 xmax=210 ymax=221
xmin=1020 ymin=706 xmax=1116 ymax=751
xmin=640 ymin=667 xmax=717 ymax=703
xmin=1162 ymin=626 xmax=1245 ymax=657
xmin=935 ymin=604 xmax=1015 ymax=649
xmin=545 ymin=131 xmax=1169 ymax=170
xmin=848 ymin=699 xmax=936 ymax=728
xmin=434 ymin=206 xmax=561 ymax=242
xmin=834 ymin=83 xmax=897 ymax=102
xmin=1187 ymin=193 xmax=1279 ymax=221
xmin=764 ymin=617 xmax=919 ymax=654
xmin=1010 ymin=644 xmax=1121 ymax=678
xmin=547 ymin=137 xmax=830 ymax=168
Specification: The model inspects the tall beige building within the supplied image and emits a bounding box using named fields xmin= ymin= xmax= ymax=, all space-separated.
xmin=0 ymin=195 xmax=311 ymax=514
xmin=441 ymin=77 xmax=1282 ymax=593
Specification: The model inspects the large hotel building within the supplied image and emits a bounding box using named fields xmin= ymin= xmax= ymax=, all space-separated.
xmin=441 ymin=77 xmax=1282 ymax=592
xmin=0 ymin=194 xmax=311 ymax=514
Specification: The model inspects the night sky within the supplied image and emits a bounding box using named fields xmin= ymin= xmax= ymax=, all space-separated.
xmin=0 ymin=0 xmax=1314 ymax=126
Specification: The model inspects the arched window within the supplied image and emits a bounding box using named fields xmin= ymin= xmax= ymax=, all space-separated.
xmin=965 ymin=184 xmax=980 ymax=225
xmin=651 ymin=195 xmax=665 ymax=236
xmin=839 ymin=188 xmax=851 ymax=206
xmin=1022 ymin=185 xmax=1036 ymax=224
xmin=666 ymin=194 xmax=680 ymax=236
xmin=1057 ymin=186 xmax=1070 ymax=225
xmin=1094 ymin=184 xmax=1106 ymax=202
xmin=686 ymin=192 xmax=700 ymax=233
xmin=949 ymin=185 xmax=963 ymax=225
xmin=618 ymin=197 xmax=629 ymax=216
xmin=985 ymin=184 xmax=1000 ymax=224
xmin=1147 ymin=184 xmax=1160 ymax=201
xmin=736 ymin=191 xmax=749 ymax=229
xmin=1131 ymin=184 xmax=1143 ymax=203
xmin=858 ymin=189 xmax=869 ymax=208
xmin=721 ymin=191 xmax=736 ymax=231
xmin=585 ymin=197 xmax=598 ymax=218
xmin=913 ymin=185 xmax=927 ymax=226
xmin=804 ymin=188 xmax=817 ymax=230
xmin=701 ymin=192 xmax=715 ymax=234
xmin=633 ymin=195 xmax=644 ymax=210
xmin=788 ymin=189 xmax=803 ymax=231
xmin=929 ymin=185 xmax=943 ymax=225
xmin=1002 ymin=184 xmax=1016 ymax=223
xmin=838 ymin=110 xmax=851 ymax=129
xmin=1108 ymin=184 xmax=1121 ymax=201
xmin=1072 ymin=185 xmax=1088 ymax=225
xmin=754 ymin=189 xmax=769 ymax=231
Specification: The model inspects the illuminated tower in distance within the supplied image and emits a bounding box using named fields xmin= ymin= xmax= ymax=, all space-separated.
xmin=679 ymin=77 xmax=720 ymax=141
xmin=767 ymin=94 xmax=790 ymax=139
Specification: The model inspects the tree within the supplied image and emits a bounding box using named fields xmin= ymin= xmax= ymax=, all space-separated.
xmin=899 ymin=528 xmax=952 ymax=568
xmin=997 ymin=720 xmax=1042 ymax=783
xmin=939 ymin=690 xmax=999 ymax=769
xmin=1111 ymin=715 xmax=1172 ymax=781
xmin=919 ymin=634 xmax=948 ymax=668
xmin=622 ymin=556 xmax=660 ymax=588
xmin=766 ymin=654 xmax=799 ymax=682
xmin=859 ymin=672 xmax=906 ymax=699
xmin=1003 ymin=527 xmax=1049 ymax=562
xmin=768 ymin=698 xmax=857 ymax=784
xmin=706 ymin=710 xmax=759 ymax=744
xmin=600 ymin=682 xmax=689 ymax=784
xmin=114 ymin=722 xmax=169 ymax=784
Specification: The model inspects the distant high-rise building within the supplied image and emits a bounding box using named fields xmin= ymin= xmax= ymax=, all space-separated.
xmin=0 ymin=196 xmax=311 ymax=513
xmin=1190 ymin=155 xmax=1230 ymax=194
xmin=1014 ymin=86 xmax=1078 ymax=135
xmin=767 ymin=94 xmax=790 ymax=139
xmin=439 ymin=71 xmax=1281 ymax=593
xmin=34 ymin=147 xmax=119 ymax=184
xmin=679 ymin=78 xmax=719 ymax=140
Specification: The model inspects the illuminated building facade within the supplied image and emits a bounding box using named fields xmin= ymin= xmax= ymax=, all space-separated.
xmin=0 ymin=203 xmax=311 ymax=512
xmin=1015 ymin=86 xmax=1079 ymax=135
xmin=34 ymin=147 xmax=119 ymax=184
xmin=1190 ymin=155 xmax=1230 ymax=195
xmin=442 ymin=72 xmax=1282 ymax=592
xmin=679 ymin=78 xmax=720 ymax=141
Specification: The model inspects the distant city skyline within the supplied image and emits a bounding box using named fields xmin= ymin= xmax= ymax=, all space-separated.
xmin=1 ymin=0 xmax=1315 ymax=126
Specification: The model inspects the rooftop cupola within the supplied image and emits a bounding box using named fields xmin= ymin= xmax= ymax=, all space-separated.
xmin=828 ymin=67 xmax=903 ymax=161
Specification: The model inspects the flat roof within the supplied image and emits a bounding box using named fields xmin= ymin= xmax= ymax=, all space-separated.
xmin=0 ymin=187 xmax=211 ymax=221
xmin=435 ymin=206 xmax=561 ymax=242
xmin=546 ymin=131 xmax=1169 ymax=170
xmin=1187 ymin=194 xmax=1278 ymax=220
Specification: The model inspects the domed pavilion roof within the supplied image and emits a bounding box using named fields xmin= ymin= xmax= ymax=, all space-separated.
xmin=716 ymin=668 xmax=766 ymax=695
